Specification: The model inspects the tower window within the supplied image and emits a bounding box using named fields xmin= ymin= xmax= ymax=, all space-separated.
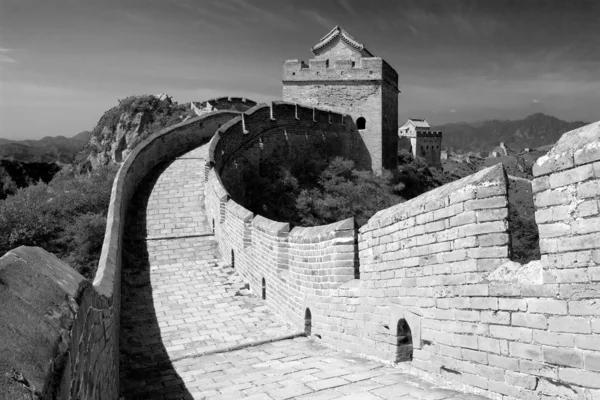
xmin=357 ymin=117 xmax=366 ymax=130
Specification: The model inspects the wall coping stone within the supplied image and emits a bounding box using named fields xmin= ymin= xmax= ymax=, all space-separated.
xmin=533 ymin=120 xmax=600 ymax=177
xmin=252 ymin=215 xmax=290 ymax=235
xmin=226 ymin=199 xmax=254 ymax=221
xmin=360 ymin=163 xmax=506 ymax=233
xmin=289 ymin=217 xmax=354 ymax=240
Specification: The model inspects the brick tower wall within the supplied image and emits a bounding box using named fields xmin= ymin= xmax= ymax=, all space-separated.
xmin=282 ymin=57 xmax=399 ymax=172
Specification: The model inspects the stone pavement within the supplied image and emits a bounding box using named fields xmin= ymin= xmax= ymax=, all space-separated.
xmin=174 ymin=337 xmax=489 ymax=400
xmin=119 ymin=143 xmax=488 ymax=399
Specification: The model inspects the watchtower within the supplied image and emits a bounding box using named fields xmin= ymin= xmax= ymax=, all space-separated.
xmin=398 ymin=118 xmax=443 ymax=169
xmin=282 ymin=26 xmax=400 ymax=172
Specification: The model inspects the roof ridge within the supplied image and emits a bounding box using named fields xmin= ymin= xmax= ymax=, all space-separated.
xmin=311 ymin=26 xmax=373 ymax=57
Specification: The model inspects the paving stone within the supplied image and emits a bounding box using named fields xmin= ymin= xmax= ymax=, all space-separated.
xmin=118 ymin=143 xmax=490 ymax=400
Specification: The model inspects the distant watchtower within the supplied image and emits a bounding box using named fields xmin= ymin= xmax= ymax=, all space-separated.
xmin=398 ymin=118 xmax=442 ymax=169
xmin=282 ymin=26 xmax=400 ymax=172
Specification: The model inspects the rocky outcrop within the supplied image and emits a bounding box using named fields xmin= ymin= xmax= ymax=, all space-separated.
xmin=76 ymin=94 xmax=195 ymax=170
xmin=76 ymin=95 xmax=258 ymax=171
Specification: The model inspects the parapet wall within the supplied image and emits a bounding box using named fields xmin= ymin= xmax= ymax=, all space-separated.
xmin=283 ymin=57 xmax=399 ymax=90
xmin=207 ymin=101 xmax=371 ymax=201
xmin=207 ymin=117 xmax=600 ymax=399
xmin=1 ymin=110 xmax=241 ymax=400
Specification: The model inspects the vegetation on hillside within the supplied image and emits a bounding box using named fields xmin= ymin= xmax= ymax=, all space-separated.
xmin=0 ymin=165 xmax=118 ymax=278
xmin=0 ymin=131 xmax=91 ymax=164
xmin=0 ymin=160 xmax=62 ymax=200
xmin=238 ymin=150 xmax=450 ymax=227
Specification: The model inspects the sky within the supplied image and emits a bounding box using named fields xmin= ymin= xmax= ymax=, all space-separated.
xmin=0 ymin=0 xmax=599 ymax=140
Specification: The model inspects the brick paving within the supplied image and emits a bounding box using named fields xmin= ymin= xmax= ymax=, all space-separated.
xmin=119 ymin=143 xmax=488 ymax=399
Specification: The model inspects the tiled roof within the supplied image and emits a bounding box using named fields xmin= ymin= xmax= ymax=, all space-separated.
xmin=311 ymin=26 xmax=373 ymax=56
xmin=399 ymin=119 xmax=431 ymax=130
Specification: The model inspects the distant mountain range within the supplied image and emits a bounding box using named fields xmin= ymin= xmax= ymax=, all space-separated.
xmin=434 ymin=113 xmax=588 ymax=151
xmin=0 ymin=131 xmax=91 ymax=164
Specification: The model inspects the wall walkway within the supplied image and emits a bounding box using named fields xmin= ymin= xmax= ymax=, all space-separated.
xmin=207 ymin=108 xmax=600 ymax=400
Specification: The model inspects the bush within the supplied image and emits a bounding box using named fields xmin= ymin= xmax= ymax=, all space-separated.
xmin=237 ymin=155 xmax=449 ymax=228
xmin=0 ymin=164 xmax=118 ymax=278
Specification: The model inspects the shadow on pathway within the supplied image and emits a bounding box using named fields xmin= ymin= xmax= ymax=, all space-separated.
xmin=119 ymin=160 xmax=194 ymax=400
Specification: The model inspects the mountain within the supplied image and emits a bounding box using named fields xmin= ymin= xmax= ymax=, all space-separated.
xmin=0 ymin=131 xmax=92 ymax=164
xmin=435 ymin=113 xmax=588 ymax=151
xmin=75 ymin=95 xmax=196 ymax=170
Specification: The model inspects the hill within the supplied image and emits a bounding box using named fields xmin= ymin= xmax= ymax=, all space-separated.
xmin=0 ymin=131 xmax=91 ymax=164
xmin=436 ymin=113 xmax=587 ymax=151
xmin=75 ymin=95 xmax=195 ymax=170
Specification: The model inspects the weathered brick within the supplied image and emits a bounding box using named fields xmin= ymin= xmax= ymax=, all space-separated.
xmin=520 ymin=359 xmax=558 ymax=379
xmin=462 ymin=348 xmax=488 ymax=364
xmin=449 ymin=211 xmax=476 ymax=227
xmin=476 ymin=208 xmax=508 ymax=222
xmin=533 ymin=331 xmax=574 ymax=347
xmin=538 ymin=222 xmax=571 ymax=238
xmin=543 ymin=346 xmax=583 ymax=368
xmin=490 ymin=325 xmax=532 ymax=342
xmin=510 ymin=342 xmax=542 ymax=361
xmin=549 ymin=163 xmax=594 ymax=189
xmin=464 ymin=196 xmax=507 ymax=211
xmin=568 ymin=299 xmax=600 ymax=315
xmin=477 ymin=233 xmax=509 ymax=247
xmin=535 ymin=188 xmax=570 ymax=208
xmin=505 ymin=370 xmax=538 ymax=390
xmin=527 ymin=299 xmax=567 ymax=315
xmin=478 ymin=336 xmax=500 ymax=354
xmin=489 ymin=354 xmax=519 ymax=370
xmin=512 ymin=313 xmax=547 ymax=329
xmin=559 ymin=367 xmax=600 ymax=389
xmin=499 ymin=298 xmax=527 ymax=311
xmin=548 ymin=316 xmax=591 ymax=333
xmin=578 ymin=179 xmax=600 ymax=199
xmin=584 ymin=351 xmax=600 ymax=371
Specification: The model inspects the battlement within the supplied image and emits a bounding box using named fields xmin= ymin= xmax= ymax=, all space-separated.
xmin=283 ymin=57 xmax=399 ymax=90
xmin=207 ymin=101 xmax=355 ymax=170
xmin=399 ymin=130 xmax=443 ymax=138
xmin=192 ymin=96 xmax=257 ymax=116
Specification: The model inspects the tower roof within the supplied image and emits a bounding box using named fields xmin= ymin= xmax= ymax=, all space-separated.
xmin=311 ymin=26 xmax=374 ymax=57
xmin=400 ymin=118 xmax=431 ymax=129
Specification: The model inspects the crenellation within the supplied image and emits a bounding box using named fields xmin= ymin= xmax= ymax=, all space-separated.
xmin=9 ymin=23 xmax=599 ymax=400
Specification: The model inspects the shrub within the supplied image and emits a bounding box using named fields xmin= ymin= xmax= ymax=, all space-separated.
xmin=0 ymin=164 xmax=118 ymax=279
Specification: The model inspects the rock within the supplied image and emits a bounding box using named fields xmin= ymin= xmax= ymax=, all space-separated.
xmin=0 ymin=246 xmax=88 ymax=399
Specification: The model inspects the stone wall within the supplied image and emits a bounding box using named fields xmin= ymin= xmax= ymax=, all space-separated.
xmin=283 ymin=57 xmax=399 ymax=172
xmin=207 ymin=119 xmax=600 ymax=399
xmin=207 ymin=101 xmax=366 ymax=204
xmin=1 ymin=110 xmax=241 ymax=400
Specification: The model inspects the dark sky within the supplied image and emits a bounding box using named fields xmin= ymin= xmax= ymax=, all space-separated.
xmin=0 ymin=0 xmax=598 ymax=139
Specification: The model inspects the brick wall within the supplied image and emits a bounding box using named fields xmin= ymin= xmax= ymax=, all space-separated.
xmin=283 ymin=57 xmax=399 ymax=172
xmin=207 ymin=101 xmax=365 ymax=199
xmin=2 ymin=110 xmax=241 ymax=400
xmin=207 ymin=117 xmax=600 ymax=399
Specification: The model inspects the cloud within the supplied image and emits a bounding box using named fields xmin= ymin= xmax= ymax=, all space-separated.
xmin=450 ymin=109 xmax=457 ymax=113
xmin=0 ymin=48 xmax=16 ymax=63
xmin=338 ymin=0 xmax=356 ymax=15
xmin=301 ymin=10 xmax=335 ymax=30
xmin=0 ymin=55 xmax=16 ymax=63
xmin=532 ymin=99 xmax=540 ymax=103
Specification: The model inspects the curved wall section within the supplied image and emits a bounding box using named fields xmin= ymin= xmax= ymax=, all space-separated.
xmin=60 ymin=110 xmax=240 ymax=399
xmin=208 ymin=100 xmax=370 ymax=205
xmin=207 ymin=118 xmax=600 ymax=400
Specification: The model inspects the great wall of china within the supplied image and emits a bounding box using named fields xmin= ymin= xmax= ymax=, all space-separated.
xmin=2 ymin=26 xmax=599 ymax=400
